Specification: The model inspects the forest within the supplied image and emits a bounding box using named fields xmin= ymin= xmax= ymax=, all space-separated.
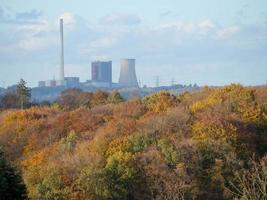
xmin=0 ymin=84 xmax=266 ymax=200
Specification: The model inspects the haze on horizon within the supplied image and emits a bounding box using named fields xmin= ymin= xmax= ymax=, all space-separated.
xmin=0 ymin=0 xmax=266 ymax=87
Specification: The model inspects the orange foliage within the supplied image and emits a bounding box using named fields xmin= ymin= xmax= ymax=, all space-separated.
xmin=22 ymin=144 xmax=59 ymax=170
xmin=0 ymin=85 xmax=266 ymax=200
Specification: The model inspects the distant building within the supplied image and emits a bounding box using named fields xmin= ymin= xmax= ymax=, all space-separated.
xmin=38 ymin=81 xmax=46 ymax=87
xmin=91 ymin=81 xmax=111 ymax=88
xmin=45 ymin=80 xmax=56 ymax=87
xmin=56 ymin=80 xmax=66 ymax=87
xmin=65 ymin=77 xmax=80 ymax=87
xmin=91 ymin=61 xmax=112 ymax=87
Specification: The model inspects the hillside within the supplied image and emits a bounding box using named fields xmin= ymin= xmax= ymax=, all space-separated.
xmin=0 ymin=84 xmax=266 ymax=200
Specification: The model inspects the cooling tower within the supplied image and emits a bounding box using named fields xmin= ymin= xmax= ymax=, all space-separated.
xmin=119 ymin=59 xmax=139 ymax=88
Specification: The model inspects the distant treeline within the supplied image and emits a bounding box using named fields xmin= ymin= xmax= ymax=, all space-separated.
xmin=0 ymin=84 xmax=266 ymax=200
xmin=0 ymin=87 xmax=124 ymax=109
xmin=1 ymin=81 xmax=200 ymax=104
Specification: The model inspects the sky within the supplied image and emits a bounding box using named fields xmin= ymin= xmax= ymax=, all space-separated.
xmin=0 ymin=0 xmax=267 ymax=87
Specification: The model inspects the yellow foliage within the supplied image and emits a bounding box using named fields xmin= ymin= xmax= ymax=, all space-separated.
xmin=106 ymin=151 xmax=134 ymax=165
xmin=105 ymin=137 xmax=130 ymax=158
xmin=189 ymin=84 xmax=258 ymax=115
xmin=238 ymin=103 xmax=267 ymax=125
xmin=143 ymin=91 xmax=177 ymax=113
xmin=190 ymin=95 xmax=221 ymax=114
xmin=219 ymin=84 xmax=254 ymax=102
xmin=175 ymin=163 xmax=186 ymax=176
xmin=2 ymin=107 xmax=55 ymax=128
xmin=192 ymin=122 xmax=237 ymax=143
xmin=21 ymin=144 xmax=59 ymax=170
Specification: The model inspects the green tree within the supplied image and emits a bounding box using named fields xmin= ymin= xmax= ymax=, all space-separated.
xmin=0 ymin=146 xmax=27 ymax=200
xmin=16 ymin=79 xmax=31 ymax=109
xmin=103 ymin=152 xmax=140 ymax=200
xmin=157 ymin=139 xmax=179 ymax=167
xmin=60 ymin=130 xmax=79 ymax=152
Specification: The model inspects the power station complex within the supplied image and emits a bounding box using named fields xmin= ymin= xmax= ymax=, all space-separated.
xmin=38 ymin=19 xmax=139 ymax=89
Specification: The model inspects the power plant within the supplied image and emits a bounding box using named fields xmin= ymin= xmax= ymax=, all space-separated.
xmin=38 ymin=19 xmax=139 ymax=89
xmin=11 ymin=16 xmax=201 ymax=102
xmin=119 ymin=59 xmax=139 ymax=88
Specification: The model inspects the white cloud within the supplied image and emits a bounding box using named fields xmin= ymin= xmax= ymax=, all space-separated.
xmin=89 ymin=37 xmax=116 ymax=48
xmin=154 ymin=20 xmax=215 ymax=35
xmin=198 ymin=20 xmax=216 ymax=35
xmin=180 ymin=22 xmax=196 ymax=33
xmin=18 ymin=36 xmax=57 ymax=51
xmin=16 ymin=20 xmax=51 ymax=36
xmin=79 ymin=36 xmax=117 ymax=57
xmin=55 ymin=12 xmax=79 ymax=31
xmin=58 ymin=12 xmax=76 ymax=25
xmin=100 ymin=13 xmax=141 ymax=26
xmin=216 ymin=26 xmax=240 ymax=39
xmin=155 ymin=21 xmax=195 ymax=34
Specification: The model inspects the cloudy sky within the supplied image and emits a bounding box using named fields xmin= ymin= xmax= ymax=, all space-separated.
xmin=0 ymin=0 xmax=267 ymax=87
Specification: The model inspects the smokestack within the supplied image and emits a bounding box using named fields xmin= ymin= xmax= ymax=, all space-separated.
xmin=119 ymin=59 xmax=139 ymax=88
xmin=60 ymin=18 xmax=64 ymax=82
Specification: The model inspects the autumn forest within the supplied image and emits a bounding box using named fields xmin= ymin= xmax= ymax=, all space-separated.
xmin=0 ymin=84 xmax=267 ymax=200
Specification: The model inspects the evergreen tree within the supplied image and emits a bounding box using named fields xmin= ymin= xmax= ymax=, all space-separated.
xmin=16 ymin=79 xmax=31 ymax=109
xmin=0 ymin=146 xmax=27 ymax=200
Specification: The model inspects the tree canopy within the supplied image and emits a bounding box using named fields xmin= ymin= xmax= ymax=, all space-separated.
xmin=0 ymin=84 xmax=266 ymax=200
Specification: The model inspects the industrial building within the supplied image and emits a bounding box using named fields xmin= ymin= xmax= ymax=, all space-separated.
xmin=45 ymin=80 xmax=57 ymax=87
xmin=38 ymin=81 xmax=46 ymax=87
xmin=91 ymin=61 xmax=112 ymax=87
xmin=65 ymin=77 xmax=80 ymax=87
xmin=119 ymin=59 xmax=139 ymax=88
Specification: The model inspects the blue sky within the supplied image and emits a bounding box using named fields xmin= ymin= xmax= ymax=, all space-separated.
xmin=0 ymin=0 xmax=267 ymax=87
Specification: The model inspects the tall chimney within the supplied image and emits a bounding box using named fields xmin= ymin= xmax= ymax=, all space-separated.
xmin=60 ymin=18 xmax=64 ymax=82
